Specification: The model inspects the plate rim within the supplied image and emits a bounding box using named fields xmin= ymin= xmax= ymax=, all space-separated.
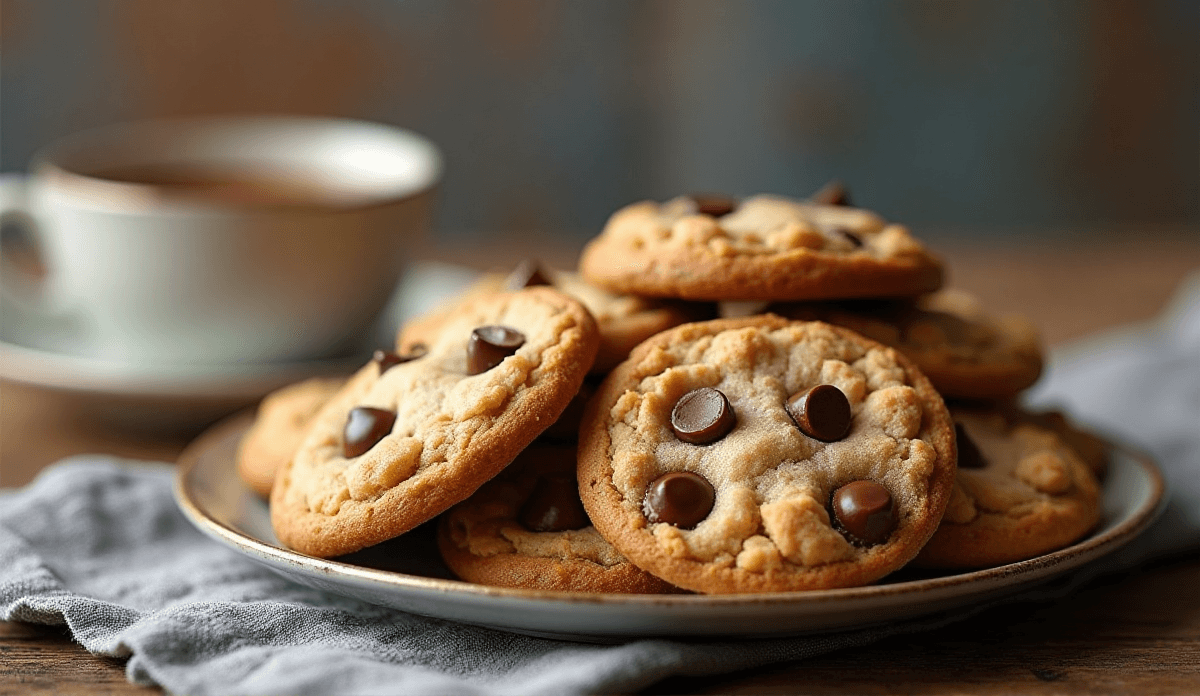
xmin=174 ymin=411 xmax=1167 ymax=609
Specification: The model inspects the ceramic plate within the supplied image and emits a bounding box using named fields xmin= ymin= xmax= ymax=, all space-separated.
xmin=175 ymin=413 xmax=1164 ymax=641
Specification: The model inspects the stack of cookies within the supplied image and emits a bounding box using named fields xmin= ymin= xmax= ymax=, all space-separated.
xmin=239 ymin=186 xmax=1105 ymax=595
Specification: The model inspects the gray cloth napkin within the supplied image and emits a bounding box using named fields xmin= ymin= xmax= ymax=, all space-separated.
xmin=3 ymin=275 xmax=1198 ymax=696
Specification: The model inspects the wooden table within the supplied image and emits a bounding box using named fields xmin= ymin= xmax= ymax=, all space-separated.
xmin=3 ymin=237 xmax=1199 ymax=694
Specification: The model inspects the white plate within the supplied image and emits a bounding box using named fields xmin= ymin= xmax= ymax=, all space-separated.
xmin=175 ymin=413 xmax=1165 ymax=641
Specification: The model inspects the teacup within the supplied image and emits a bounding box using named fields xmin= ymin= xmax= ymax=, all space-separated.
xmin=0 ymin=115 xmax=442 ymax=365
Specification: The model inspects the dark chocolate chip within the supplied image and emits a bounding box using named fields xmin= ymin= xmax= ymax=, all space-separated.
xmin=467 ymin=325 xmax=525 ymax=375
xmin=955 ymin=422 xmax=987 ymax=469
xmin=519 ymin=474 xmax=590 ymax=532
xmin=670 ymin=387 xmax=737 ymax=444
xmin=643 ymin=471 xmax=715 ymax=529
xmin=343 ymin=406 xmax=396 ymax=458
xmin=505 ymin=259 xmax=551 ymax=290
xmin=374 ymin=345 xmax=426 ymax=374
xmin=786 ymin=385 xmax=852 ymax=442
xmin=689 ymin=194 xmax=737 ymax=217
xmin=831 ymin=480 xmax=896 ymax=545
xmin=836 ymin=228 xmax=863 ymax=248
xmin=810 ymin=180 xmax=852 ymax=206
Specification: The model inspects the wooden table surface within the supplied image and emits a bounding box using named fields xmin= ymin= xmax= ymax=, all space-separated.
xmin=2 ymin=236 xmax=1199 ymax=694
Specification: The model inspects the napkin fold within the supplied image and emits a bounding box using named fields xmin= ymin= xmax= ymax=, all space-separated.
xmin=3 ymin=274 xmax=1198 ymax=696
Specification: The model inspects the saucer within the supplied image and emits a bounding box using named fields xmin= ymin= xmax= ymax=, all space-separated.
xmin=0 ymin=260 xmax=483 ymax=427
xmin=0 ymin=317 xmax=367 ymax=430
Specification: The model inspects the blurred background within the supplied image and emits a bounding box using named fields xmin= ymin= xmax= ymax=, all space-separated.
xmin=2 ymin=0 xmax=1197 ymax=244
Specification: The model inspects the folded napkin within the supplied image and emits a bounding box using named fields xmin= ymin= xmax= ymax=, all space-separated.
xmin=3 ymin=275 xmax=1198 ymax=696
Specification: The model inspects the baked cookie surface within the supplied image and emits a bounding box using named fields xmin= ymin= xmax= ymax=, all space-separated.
xmin=237 ymin=377 xmax=347 ymax=498
xmin=398 ymin=262 xmax=707 ymax=374
xmin=769 ymin=290 xmax=1044 ymax=399
xmin=577 ymin=316 xmax=957 ymax=594
xmin=437 ymin=443 xmax=678 ymax=593
xmin=271 ymin=287 xmax=599 ymax=557
xmin=578 ymin=195 xmax=943 ymax=302
xmin=1016 ymin=409 xmax=1110 ymax=480
xmin=913 ymin=407 xmax=1102 ymax=570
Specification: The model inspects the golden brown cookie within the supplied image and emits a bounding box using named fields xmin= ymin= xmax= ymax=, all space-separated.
xmin=913 ymin=407 xmax=1102 ymax=570
xmin=437 ymin=443 xmax=679 ymax=593
xmin=768 ymin=290 xmax=1044 ymax=400
xmin=236 ymin=377 xmax=347 ymax=497
xmin=578 ymin=194 xmax=944 ymax=302
xmin=398 ymin=261 xmax=707 ymax=374
xmin=1015 ymin=409 xmax=1110 ymax=480
xmin=271 ymin=287 xmax=599 ymax=558
xmin=577 ymin=316 xmax=957 ymax=594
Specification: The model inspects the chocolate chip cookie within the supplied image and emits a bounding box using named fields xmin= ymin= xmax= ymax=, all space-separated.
xmin=577 ymin=316 xmax=957 ymax=593
xmin=271 ymin=287 xmax=599 ymax=557
xmin=1016 ymin=409 xmax=1110 ymax=480
xmin=237 ymin=376 xmax=347 ymax=497
xmin=399 ymin=260 xmax=707 ymax=374
xmin=768 ymin=289 xmax=1044 ymax=399
xmin=578 ymin=194 xmax=944 ymax=302
xmin=913 ymin=406 xmax=1102 ymax=569
xmin=437 ymin=443 xmax=679 ymax=593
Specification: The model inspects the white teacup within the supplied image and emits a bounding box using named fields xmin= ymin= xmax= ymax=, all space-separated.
xmin=0 ymin=116 xmax=442 ymax=365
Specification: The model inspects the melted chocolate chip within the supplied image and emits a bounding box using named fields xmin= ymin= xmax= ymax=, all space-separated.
xmin=343 ymin=407 xmax=396 ymax=458
xmin=519 ymin=474 xmax=590 ymax=532
xmin=467 ymin=325 xmax=525 ymax=375
xmin=810 ymin=180 xmax=852 ymax=207
xmin=374 ymin=345 xmax=426 ymax=374
xmin=689 ymin=194 xmax=737 ymax=217
xmin=643 ymin=471 xmax=715 ymax=529
xmin=955 ymin=422 xmax=987 ymax=469
xmin=786 ymin=385 xmax=852 ymax=442
xmin=671 ymin=388 xmax=737 ymax=444
xmin=831 ymin=480 xmax=896 ymax=545
xmin=505 ymin=259 xmax=551 ymax=290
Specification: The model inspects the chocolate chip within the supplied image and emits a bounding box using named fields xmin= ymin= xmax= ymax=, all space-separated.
xmin=467 ymin=325 xmax=525 ymax=375
xmin=519 ymin=474 xmax=590 ymax=532
xmin=836 ymin=228 xmax=863 ymax=248
xmin=343 ymin=407 xmax=396 ymax=458
xmin=786 ymin=385 xmax=852 ymax=442
xmin=670 ymin=388 xmax=737 ymax=444
xmin=374 ymin=345 xmax=426 ymax=374
xmin=810 ymin=180 xmax=852 ymax=206
xmin=831 ymin=480 xmax=896 ymax=545
xmin=689 ymin=194 xmax=737 ymax=217
xmin=955 ymin=422 xmax=987 ymax=469
xmin=505 ymin=259 xmax=551 ymax=290
xmin=643 ymin=471 xmax=715 ymax=529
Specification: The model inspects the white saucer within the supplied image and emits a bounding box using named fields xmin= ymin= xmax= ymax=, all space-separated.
xmin=0 ymin=302 xmax=367 ymax=401
xmin=0 ymin=260 xmax=482 ymax=427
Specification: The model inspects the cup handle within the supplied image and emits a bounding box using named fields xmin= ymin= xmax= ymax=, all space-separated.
xmin=0 ymin=174 xmax=62 ymax=313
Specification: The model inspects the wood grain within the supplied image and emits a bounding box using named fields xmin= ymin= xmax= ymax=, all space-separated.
xmin=0 ymin=622 xmax=153 ymax=695
xmin=647 ymin=557 xmax=1200 ymax=694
